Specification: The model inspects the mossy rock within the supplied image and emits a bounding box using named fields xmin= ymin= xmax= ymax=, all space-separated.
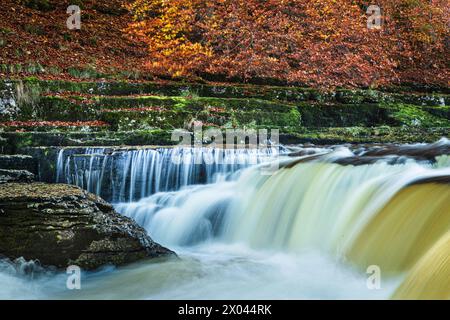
xmin=100 ymin=109 xmax=190 ymax=131
xmin=34 ymin=96 xmax=98 ymax=121
xmin=383 ymin=104 xmax=450 ymax=128
xmin=298 ymin=103 xmax=395 ymax=127
xmin=0 ymin=183 xmax=174 ymax=270
xmin=20 ymin=95 xmax=300 ymax=130
xmin=0 ymin=154 xmax=37 ymax=173
xmin=286 ymin=126 xmax=449 ymax=144
xmin=1 ymin=79 xmax=448 ymax=149
xmin=0 ymin=130 xmax=177 ymax=153
xmin=6 ymin=79 xmax=448 ymax=106
xmin=422 ymin=106 xmax=450 ymax=120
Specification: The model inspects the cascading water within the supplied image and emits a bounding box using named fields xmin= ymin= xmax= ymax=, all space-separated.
xmin=55 ymin=146 xmax=281 ymax=202
xmin=116 ymin=151 xmax=450 ymax=254
xmin=2 ymin=140 xmax=449 ymax=299
xmin=112 ymin=141 xmax=450 ymax=299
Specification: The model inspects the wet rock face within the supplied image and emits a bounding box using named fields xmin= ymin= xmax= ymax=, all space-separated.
xmin=0 ymin=81 xmax=19 ymax=122
xmin=0 ymin=155 xmax=37 ymax=174
xmin=0 ymin=183 xmax=174 ymax=270
xmin=0 ymin=169 xmax=35 ymax=184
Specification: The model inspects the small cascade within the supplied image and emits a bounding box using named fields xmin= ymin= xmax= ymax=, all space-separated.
xmin=32 ymin=140 xmax=450 ymax=299
xmin=392 ymin=231 xmax=450 ymax=299
xmin=115 ymin=146 xmax=450 ymax=283
xmin=347 ymin=183 xmax=450 ymax=273
xmin=115 ymin=169 xmax=257 ymax=246
xmin=55 ymin=146 xmax=282 ymax=202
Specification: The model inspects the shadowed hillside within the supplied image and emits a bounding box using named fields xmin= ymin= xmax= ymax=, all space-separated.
xmin=0 ymin=0 xmax=148 ymax=80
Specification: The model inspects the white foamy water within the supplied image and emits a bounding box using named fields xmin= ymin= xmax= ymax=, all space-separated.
xmin=1 ymin=141 xmax=449 ymax=299
xmin=0 ymin=244 xmax=399 ymax=300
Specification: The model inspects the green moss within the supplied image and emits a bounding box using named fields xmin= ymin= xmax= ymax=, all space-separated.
xmin=101 ymin=109 xmax=189 ymax=131
xmin=384 ymin=104 xmax=450 ymax=127
xmin=3 ymin=79 xmax=448 ymax=106
xmin=298 ymin=103 xmax=394 ymax=128
xmin=67 ymin=66 xmax=106 ymax=80
xmin=36 ymin=96 xmax=97 ymax=121
xmin=1 ymin=79 xmax=448 ymax=149
xmin=91 ymin=95 xmax=297 ymax=113
xmin=23 ymin=24 xmax=46 ymax=36
xmin=284 ymin=126 xmax=449 ymax=144
xmin=0 ymin=132 xmax=35 ymax=153
xmin=422 ymin=105 xmax=450 ymax=120
xmin=22 ymin=0 xmax=55 ymax=11
xmin=18 ymin=94 xmax=299 ymax=129
xmin=390 ymin=93 xmax=448 ymax=106
xmin=0 ymin=130 xmax=178 ymax=151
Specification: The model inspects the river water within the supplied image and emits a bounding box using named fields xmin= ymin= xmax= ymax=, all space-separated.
xmin=1 ymin=140 xmax=449 ymax=299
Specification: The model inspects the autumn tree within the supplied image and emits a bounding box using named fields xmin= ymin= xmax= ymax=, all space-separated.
xmin=371 ymin=0 xmax=449 ymax=84
xmin=127 ymin=0 xmax=449 ymax=87
xmin=126 ymin=0 xmax=211 ymax=77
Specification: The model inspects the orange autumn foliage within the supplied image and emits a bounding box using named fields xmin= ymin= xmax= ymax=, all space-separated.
xmin=127 ymin=0 xmax=449 ymax=87
xmin=126 ymin=0 xmax=212 ymax=77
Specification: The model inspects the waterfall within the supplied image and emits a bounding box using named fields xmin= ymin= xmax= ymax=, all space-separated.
xmin=115 ymin=146 xmax=450 ymax=299
xmin=392 ymin=230 xmax=450 ymax=299
xmin=55 ymin=146 xmax=283 ymax=202
xmin=116 ymin=150 xmax=450 ymax=250
xmin=18 ymin=140 xmax=448 ymax=299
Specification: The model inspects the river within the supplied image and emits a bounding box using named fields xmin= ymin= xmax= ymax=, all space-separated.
xmin=1 ymin=140 xmax=449 ymax=299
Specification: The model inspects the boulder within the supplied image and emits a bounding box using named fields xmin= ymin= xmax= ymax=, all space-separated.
xmin=0 ymin=183 xmax=174 ymax=270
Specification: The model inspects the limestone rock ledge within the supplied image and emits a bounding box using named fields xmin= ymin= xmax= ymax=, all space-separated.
xmin=0 ymin=169 xmax=35 ymax=184
xmin=0 ymin=183 xmax=174 ymax=270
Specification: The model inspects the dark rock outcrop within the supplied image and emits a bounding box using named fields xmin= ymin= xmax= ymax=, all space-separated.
xmin=359 ymin=141 xmax=450 ymax=161
xmin=0 ymin=183 xmax=174 ymax=270
xmin=0 ymin=155 xmax=37 ymax=174
xmin=409 ymin=175 xmax=450 ymax=186
xmin=0 ymin=169 xmax=35 ymax=184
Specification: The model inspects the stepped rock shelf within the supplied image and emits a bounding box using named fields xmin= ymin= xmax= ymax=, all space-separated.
xmin=0 ymin=78 xmax=448 ymax=270
xmin=0 ymin=75 xmax=449 ymax=300
xmin=0 ymin=79 xmax=449 ymax=152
